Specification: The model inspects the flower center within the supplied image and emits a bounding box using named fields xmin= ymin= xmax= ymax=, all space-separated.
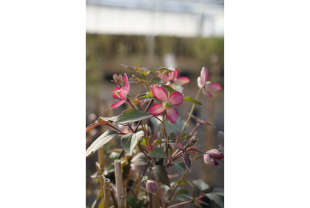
xmin=163 ymin=100 xmax=172 ymax=109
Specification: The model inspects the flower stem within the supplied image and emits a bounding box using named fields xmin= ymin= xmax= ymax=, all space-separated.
xmin=175 ymin=88 xmax=203 ymax=143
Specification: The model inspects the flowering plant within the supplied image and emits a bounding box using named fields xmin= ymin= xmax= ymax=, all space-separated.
xmin=86 ymin=65 xmax=224 ymax=208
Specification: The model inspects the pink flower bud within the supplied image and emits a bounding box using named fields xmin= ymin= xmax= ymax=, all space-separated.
xmin=145 ymin=180 xmax=159 ymax=194
xmin=203 ymin=154 xmax=219 ymax=166
xmin=206 ymin=149 xmax=223 ymax=160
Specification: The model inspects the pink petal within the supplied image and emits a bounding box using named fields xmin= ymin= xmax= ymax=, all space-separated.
xmin=166 ymin=107 xmax=178 ymax=123
xmin=148 ymin=104 xmax=166 ymax=116
xmin=119 ymin=87 xmax=129 ymax=98
xmin=197 ymin=77 xmax=204 ymax=88
xmin=123 ymin=73 xmax=130 ymax=90
xmin=205 ymin=82 xmax=222 ymax=92
xmin=169 ymin=71 xmax=178 ymax=80
xmin=111 ymin=99 xmax=126 ymax=109
xmin=112 ymin=87 xmax=122 ymax=99
xmin=203 ymin=89 xmax=213 ymax=98
xmin=152 ymin=86 xmax=168 ymax=102
xmin=174 ymin=77 xmax=190 ymax=85
xmin=206 ymin=149 xmax=223 ymax=159
xmin=203 ymin=154 xmax=217 ymax=165
xmin=162 ymin=74 xmax=170 ymax=83
xmin=169 ymin=92 xmax=183 ymax=106
xmin=200 ymin=67 xmax=209 ymax=85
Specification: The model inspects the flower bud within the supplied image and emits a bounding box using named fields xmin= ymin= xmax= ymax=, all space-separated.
xmin=145 ymin=180 xmax=159 ymax=194
xmin=206 ymin=149 xmax=223 ymax=160
xmin=203 ymin=154 xmax=219 ymax=166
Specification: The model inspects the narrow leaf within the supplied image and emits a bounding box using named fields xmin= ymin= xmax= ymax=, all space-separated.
xmin=138 ymin=67 xmax=158 ymax=75
xmin=115 ymin=109 xmax=153 ymax=125
xmin=150 ymin=78 xmax=165 ymax=84
xmin=148 ymin=148 xmax=168 ymax=158
xmin=184 ymin=96 xmax=202 ymax=105
xmin=186 ymin=147 xmax=205 ymax=154
xmin=139 ymin=91 xmax=154 ymax=99
xmin=86 ymin=123 xmax=100 ymax=133
xmin=219 ymin=144 xmax=224 ymax=155
xmin=175 ymin=189 xmax=191 ymax=199
xmin=163 ymin=85 xmax=176 ymax=93
xmin=169 ymin=143 xmax=184 ymax=151
xmin=86 ymin=130 xmax=118 ymax=156
xmin=183 ymin=153 xmax=191 ymax=172
xmin=150 ymin=165 xmax=170 ymax=187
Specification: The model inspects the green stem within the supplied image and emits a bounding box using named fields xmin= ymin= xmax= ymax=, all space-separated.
xmin=166 ymin=155 xmax=199 ymax=206
xmin=175 ymin=88 xmax=203 ymax=143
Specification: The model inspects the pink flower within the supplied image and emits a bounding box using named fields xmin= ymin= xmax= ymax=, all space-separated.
xmin=145 ymin=180 xmax=159 ymax=194
xmin=197 ymin=67 xmax=222 ymax=98
xmin=159 ymin=70 xmax=189 ymax=86
xmin=203 ymin=149 xmax=223 ymax=166
xmin=149 ymin=86 xmax=183 ymax=123
xmin=111 ymin=73 xmax=130 ymax=109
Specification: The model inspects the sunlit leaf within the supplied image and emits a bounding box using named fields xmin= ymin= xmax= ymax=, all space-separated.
xmin=152 ymin=139 xmax=165 ymax=145
xmin=183 ymin=153 xmax=191 ymax=171
xmin=192 ymin=179 xmax=210 ymax=192
xmin=86 ymin=130 xmax=119 ymax=156
xmin=139 ymin=91 xmax=154 ymax=99
xmin=121 ymin=64 xmax=142 ymax=72
xmin=131 ymin=152 xmax=148 ymax=166
xmin=150 ymin=165 xmax=170 ymax=187
xmin=109 ymin=152 xmax=120 ymax=161
xmin=178 ymin=179 xmax=193 ymax=186
xmin=205 ymin=193 xmax=224 ymax=208
xmin=98 ymin=116 xmax=118 ymax=123
xmin=115 ymin=109 xmax=153 ymax=125
xmin=121 ymin=131 xmax=144 ymax=156
xmin=138 ymin=67 xmax=158 ymax=75
xmin=184 ymin=96 xmax=202 ymax=105
xmin=173 ymin=162 xmax=186 ymax=174
xmin=148 ymin=148 xmax=168 ymax=158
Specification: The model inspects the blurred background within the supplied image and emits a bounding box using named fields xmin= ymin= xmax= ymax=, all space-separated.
xmin=86 ymin=0 xmax=224 ymax=207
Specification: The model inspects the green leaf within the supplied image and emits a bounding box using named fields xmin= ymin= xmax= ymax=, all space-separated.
xmin=148 ymin=148 xmax=168 ymax=158
xmin=126 ymin=195 xmax=136 ymax=208
xmin=192 ymin=179 xmax=210 ymax=192
xmin=163 ymin=118 xmax=179 ymax=135
xmin=176 ymin=189 xmax=192 ymax=199
xmin=106 ymin=164 xmax=115 ymax=173
xmin=152 ymin=138 xmax=164 ymax=145
xmin=149 ymin=78 xmax=165 ymax=84
xmin=131 ymin=152 xmax=148 ymax=166
xmin=218 ymin=131 xmax=224 ymax=142
xmin=139 ymin=91 xmax=154 ymax=99
xmin=163 ymin=85 xmax=176 ymax=93
xmin=121 ymin=64 xmax=142 ymax=72
xmin=98 ymin=116 xmax=118 ymax=122
xmin=184 ymin=96 xmax=202 ymax=105
xmin=138 ymin=67 xmax=158 ymax=75
xmin=86 ymin=130 xmax=118 ymax=156
xmin=150 ymin=165 xmax=170 ymax=187
xmin=136 ymin=199 xmax=145 ymax=208
xmin=121 ymin=131 xmax=144 ymax=156
xmin=91 ymin=190 xmax=103 ymax=208
xmin=129 ymin=76 xmax=145 ymax=84
xmin=212 ymin=188 xmax=224 ymax=197
xmin=178 ymin=179 xmax=193 ymax=186
xmin=173 ymin=162 xmax=186 ymax=174
xmin=115 ymin=109 xmax=153 ymax=125
xmin=205 ymin=193 xmax=224 ymax=208
xmin=180 ymin=134 xmax=190 ymax=142
xmin=219 ymin=144 xmax=224 ymax=155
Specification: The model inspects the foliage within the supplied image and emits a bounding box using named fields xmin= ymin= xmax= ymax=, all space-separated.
xmin=86 ymin=65 xmax=224 ymax=207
